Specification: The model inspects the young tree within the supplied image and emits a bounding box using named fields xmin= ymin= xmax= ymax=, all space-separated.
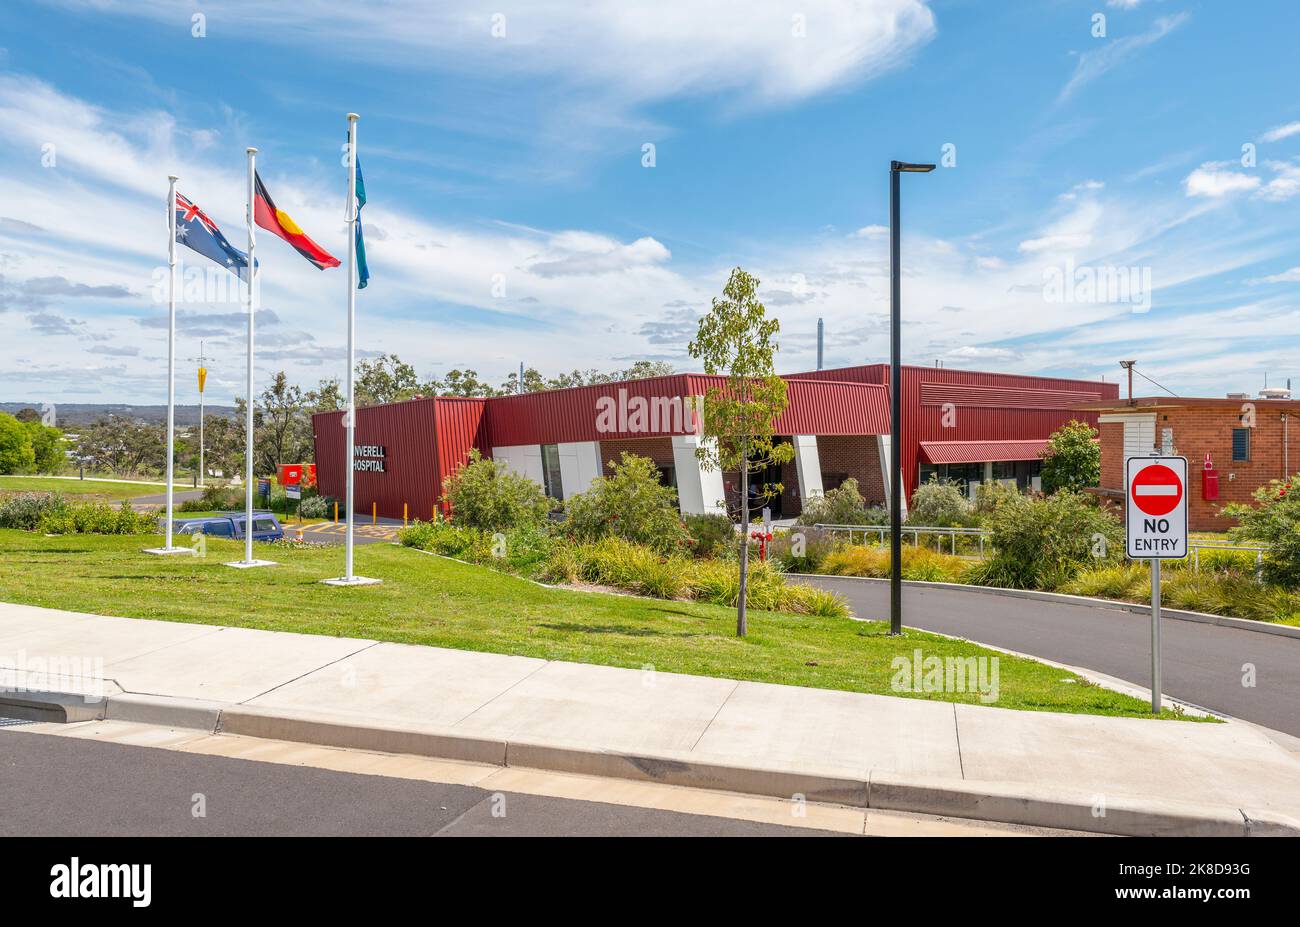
xmin=254 ymin=371 xmax=312 ymax=474
xmin=23 ymin=420 xmax=66 ymax=473
xmin=688 ymin=267 xmax=793 ymax=636
xmin=437 ymin=368 xmax=500 ymax=397
xmin=0 ymin=413 xmax=36 ymax=474
xmin=354 ymin=353 xmax=423 ymax=406
xmin=1040 ymin=420 xmax=1101 ymax=494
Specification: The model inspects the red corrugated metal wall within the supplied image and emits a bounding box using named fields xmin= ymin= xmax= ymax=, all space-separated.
xmin=432 ymin=397 xmax=490 ymax=515
xmin=792 ymin=364 xmax=1117 ymax=498
xmin=312 ymin=396 xmax=488 ymax=521
xmin=485 ymin=374 xmax=890 ymax=446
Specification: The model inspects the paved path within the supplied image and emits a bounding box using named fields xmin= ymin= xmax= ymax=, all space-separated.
xmin=1 ymin=601 xmax=1298 ymax=830
xmin=798 ymin=577 xmax=1300 ymax=738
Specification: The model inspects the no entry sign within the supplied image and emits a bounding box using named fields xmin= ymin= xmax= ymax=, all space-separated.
xmin=1126 ymin=455 xmax=1188 ymax=559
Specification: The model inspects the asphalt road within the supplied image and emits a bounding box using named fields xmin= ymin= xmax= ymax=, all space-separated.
xmin=799 ymin=576 xmax=1300 ymax=738
xmin=0 ymin=729 xmax=839 ymax=837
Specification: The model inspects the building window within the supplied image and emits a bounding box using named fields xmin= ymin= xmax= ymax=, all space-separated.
xmin=540 ymin=444 xmax=564 ymax=499
xmin=1231 ymin=428 xmax=1250 ymax=462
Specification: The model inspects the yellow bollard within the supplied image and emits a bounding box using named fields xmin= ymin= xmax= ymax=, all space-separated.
xmin=403 ymin=502 xmax=408 ymax=527
xmin=372 ymin=501 xmax=377 ymax=525
xmin=333 ymin=501 xmax=338 ymax=524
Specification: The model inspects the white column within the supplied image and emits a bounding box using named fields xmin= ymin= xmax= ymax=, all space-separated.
xmin=877 ymin=434 xmax=907 ymax=519
xmin=791 ymin=435 xmax=823 ymax=508
xmin=556 ymin=441 xmax=602 ymax=499
xmin=492 ymin=445 xmax=546 ymax=486
xmin=672 ymin=434 xmax=727 ymax=516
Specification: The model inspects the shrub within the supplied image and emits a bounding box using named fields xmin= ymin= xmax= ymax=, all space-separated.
xmin=399 ymin=518 xmax=555 ymax=576
xmin=906 ymin=478 xmax=974 ymax=527
xmin=554 ymin=536 xmax=691 ymax=599
xmin=1039 ymin=420 xmax=1101 ymax=494
xmin=796 ymin=478 xmax=886 ymax=526
xmin=1224 ymin=475 xmax=1300 ymax=588
xmin=561 ymin=453 xmax=691 ymax=555
xmin=0 ymin=492 xmax=70 ymax=529
xmin=441 ymin=449 xmax=550 ymax=532
xmin=965 ymin=491 xmax=1122 ymax=590
xmin=768 ymin=526 xmax=839 ymax=573
xmin=689 ymin=556 xmax=786 ymax=611
xmin=199 ymin=483 xmax=242 ymax=511
xmin=777 ymin=582 xmax=850 ymax=617
xmin=1059 ymin=563 xmax=1149 ymax=601
xmin=298 ymin=494 xmax=333 ymax=519
xmin=35 ymin=500 xmax=157 ymax=535
xmin=683 ymin=513 xmax=735 ymax=559
xmin=819 ymin=544 xmax=969 ymax=583
xmin=973 ymin=479 xmax=1022 ymax=519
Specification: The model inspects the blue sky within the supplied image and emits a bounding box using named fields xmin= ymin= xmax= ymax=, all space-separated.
xmin=3 ymin=0 xmax=1300 ymax=404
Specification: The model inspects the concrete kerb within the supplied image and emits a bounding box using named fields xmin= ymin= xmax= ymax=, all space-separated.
xmin=805 ymin=574 xmax=1300 ymax=640
xmin=10 ymin=688 xmax=1295 ymax=838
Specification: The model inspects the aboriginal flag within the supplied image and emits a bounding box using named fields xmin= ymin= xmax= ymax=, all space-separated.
xmin=253 ymin=172 xmax=340 ymax=270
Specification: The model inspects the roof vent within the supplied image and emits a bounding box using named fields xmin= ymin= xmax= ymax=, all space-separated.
xmin=1259 ymin=387 xmax=1292 ymax=400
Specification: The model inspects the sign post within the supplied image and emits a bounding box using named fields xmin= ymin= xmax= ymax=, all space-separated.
xmin=1125 ymin=455 xmax=1189 ymax=714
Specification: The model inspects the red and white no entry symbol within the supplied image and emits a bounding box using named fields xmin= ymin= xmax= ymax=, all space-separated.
xmin=1130 ymin=464 xmax=1183 ymax=517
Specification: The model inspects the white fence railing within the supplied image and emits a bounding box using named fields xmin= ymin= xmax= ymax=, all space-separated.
xmin=812 ymin=523 xmax=1268 ymax=577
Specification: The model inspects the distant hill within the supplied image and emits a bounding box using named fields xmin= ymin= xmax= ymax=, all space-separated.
xmin=0 ymin=403 xmax=237 ymax=427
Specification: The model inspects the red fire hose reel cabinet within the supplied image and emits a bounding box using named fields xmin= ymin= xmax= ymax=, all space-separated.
xmin=1201 ymin=453 xmax=1219 ymax=501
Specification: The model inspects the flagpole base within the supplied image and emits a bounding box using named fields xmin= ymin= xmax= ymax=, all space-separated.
xmin=321 ymin=575 xmax=382 ymax=587
xmin=223 ymin=559 xmax=278 ymax=569
xmin=144 ymin=547 xmax=193 ymax=556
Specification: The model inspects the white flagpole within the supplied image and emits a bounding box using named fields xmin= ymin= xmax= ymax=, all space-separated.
xmin=148 ymin=176 xmax=186 ymax=556
xmin=165 ymin=175 xmax=178 ymax=548
xmin=325 ymin=112 xmax=377 ymax=586
xmin=227 ymin=147 xmax=273 ymax=568
xmin=345 ymin=114 xmax=358 ymax=582
xmin=245 ymin=147 xmax=256 ymax=564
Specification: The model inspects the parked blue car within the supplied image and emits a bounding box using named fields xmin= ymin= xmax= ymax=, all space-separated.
xmin=168 ymin=512 xmax=284 ymax=542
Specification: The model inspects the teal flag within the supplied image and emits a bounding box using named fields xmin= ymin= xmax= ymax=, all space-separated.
xmin=355 ymin=156 xmax=369 ymax=289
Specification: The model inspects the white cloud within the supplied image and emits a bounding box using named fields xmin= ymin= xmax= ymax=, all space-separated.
xmin=1260 ymin=121 xmax=1300 ymax=143
xmin=54 ymin=1 xmax=937 ymax=109
xmin=1248 ymin=266 xmax=1300 ymax=284
xmin=852 ymin=224 xmax=889 ymax=239
xmin=1257 ymin=160 xmax=1300 ymax=201
xmin=526 ymin=235 xmax=671 ymax=277
xmin=1058 ymin=13 xmax=1188 ymax=103
xmin=1183 ymin=161 xmax=1261 ymax=198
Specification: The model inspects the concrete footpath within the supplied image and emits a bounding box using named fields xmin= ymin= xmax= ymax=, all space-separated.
xmin=2 ymin=601 xmax=1298 ymax=837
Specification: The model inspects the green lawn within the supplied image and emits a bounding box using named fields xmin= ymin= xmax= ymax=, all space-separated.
xmin=0 ymin=476 xmax=169 ymax=501
xmin=0 ymin=529 xmax=1197 ymax=720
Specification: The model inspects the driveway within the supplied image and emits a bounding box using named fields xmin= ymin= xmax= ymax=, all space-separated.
xmin=799 ymin=576 xmax=1300 ymax=738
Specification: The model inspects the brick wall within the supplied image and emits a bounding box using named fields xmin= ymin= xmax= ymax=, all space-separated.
xmin=816 ymin=435 xmax=884 ymax=505
xmin=596 ymin=437 xmax=676 ymax=475
xmin=1098 ymin=407 xmax=1299 ymax=531
xmin=1099 ymin=421 xmax=1124 ymax=491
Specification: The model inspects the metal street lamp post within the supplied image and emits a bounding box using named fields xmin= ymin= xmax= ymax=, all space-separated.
xmin=889 ymin=160 xmax=935 ymax=635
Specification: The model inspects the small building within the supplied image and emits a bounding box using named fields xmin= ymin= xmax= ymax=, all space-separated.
xmin=1075 ymin=393 xmax=1300 ymax=531
xmin=313 ymin=364 xmax=1115 ymax=522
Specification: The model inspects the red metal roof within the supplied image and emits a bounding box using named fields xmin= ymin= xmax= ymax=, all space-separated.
xmin=485 ymin=373 xmax=890 ymax=446
xmin=919 ymin=439 xmax=1048 ymax=464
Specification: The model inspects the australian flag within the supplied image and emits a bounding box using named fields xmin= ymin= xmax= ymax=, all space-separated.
xmin=174 ymin=192 xmax=251 ymax=280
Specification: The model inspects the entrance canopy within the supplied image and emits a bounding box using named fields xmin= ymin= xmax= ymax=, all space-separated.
xmin=919 ymin=439 xmax=1047 ymax=465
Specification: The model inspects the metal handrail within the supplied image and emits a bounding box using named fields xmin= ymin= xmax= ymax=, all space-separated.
xmin=812 ymin=522 xmax=1269 ymax=575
